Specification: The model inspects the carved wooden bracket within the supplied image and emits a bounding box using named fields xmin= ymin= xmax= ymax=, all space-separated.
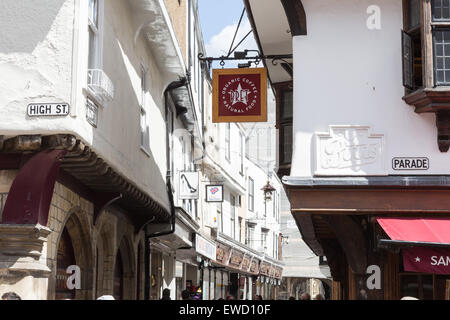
xmin=403 ymin=89 xmax=450 ymax=152
xmin=322 ymin=215 xmax=368 ymax=275
xmin=2 ymin=149 xmax=68 ymax=226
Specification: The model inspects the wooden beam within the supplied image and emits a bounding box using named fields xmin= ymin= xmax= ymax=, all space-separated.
xmin=280 ymin=0 xmax=307 ymax=36
xmin=289 ymin=188 xmax=450 ymax=214
xmin=321 ymin=215 xmax=368 ymax=275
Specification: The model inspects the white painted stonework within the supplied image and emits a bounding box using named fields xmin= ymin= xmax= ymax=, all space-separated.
xmin=315 ymin=126 xmax=386 ymax=176
xmin=291 ymin=0 xmax=450 ymax=177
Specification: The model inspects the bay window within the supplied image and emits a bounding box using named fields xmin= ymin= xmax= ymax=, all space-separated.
xmin=402 ymin=0 xmax=450 ymax=152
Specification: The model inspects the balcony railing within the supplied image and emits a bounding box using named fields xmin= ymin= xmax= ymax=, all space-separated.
xmin=87 ymin=69 xmax=114 ymax=106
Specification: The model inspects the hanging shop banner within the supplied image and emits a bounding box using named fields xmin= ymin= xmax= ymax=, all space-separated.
xmin=212 ymin=68 xmax=267 ymax=123
xmin=403 ymin=247 xmax=450 ymax=275
xmin=205 ymin=185 xmax=224 ymax=202
xmin=179 ymin=172 xmax=199 ymax=200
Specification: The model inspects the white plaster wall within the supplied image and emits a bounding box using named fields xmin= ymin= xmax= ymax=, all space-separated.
xmin=292 ymin=0 xmax=449 ymax=177
xmin=0 ymin=0 xmax=178 ymax=210
xmin=245 ymin=158 xmax=281 ymax=259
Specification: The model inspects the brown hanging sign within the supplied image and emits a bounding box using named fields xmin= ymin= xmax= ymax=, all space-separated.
xmin=212 ymin=67 xmax=267 ymax=123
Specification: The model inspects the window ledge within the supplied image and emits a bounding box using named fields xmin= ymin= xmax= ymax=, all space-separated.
xmin=140 ymin=146 xmax=151 ymax=157
xmin=403 ymin=88 xmax=450 ymax=113
xmin=403 ymin=88 xmax=450 ymax=152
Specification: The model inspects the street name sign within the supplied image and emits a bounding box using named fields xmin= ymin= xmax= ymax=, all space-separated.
xmin=392 ymin=157 xmax=429 ymax=170
xmin=27 ymin=103 xmax=70 ymax=117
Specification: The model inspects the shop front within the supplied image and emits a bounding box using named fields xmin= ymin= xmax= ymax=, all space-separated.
xmin=284 ymin=177 xmax=450 ymax=300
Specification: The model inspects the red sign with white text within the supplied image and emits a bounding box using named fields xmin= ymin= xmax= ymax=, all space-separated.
xmin=213 ymin=68 xmax=267 ymax=123
xmin=403 ymin=247 xmax=450 ymax=274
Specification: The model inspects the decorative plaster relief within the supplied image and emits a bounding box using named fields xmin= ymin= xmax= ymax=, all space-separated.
xmin=315 ymin=126 xmax=386 ymax=176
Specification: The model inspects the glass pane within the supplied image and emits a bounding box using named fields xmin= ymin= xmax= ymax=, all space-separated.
xmin=281 ymin=91 xmax=293 ymax=120
xmin=433 ymin=0 xmax=450 ymax=21
xmin=89 ymin=0 xmax=98 ymax=27
xmin=434 ymin=30 xmax=450 ymax=85
xmin=409 ymin=0 xmax=421 ymax=28
xmin=281 ymin=124 xmax=293 ymax=164
xmin=88 ymin=28 xmax=96 ymax=70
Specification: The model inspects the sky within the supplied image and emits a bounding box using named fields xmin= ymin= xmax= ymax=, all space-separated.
xmin=198 ymin=0 xmax=258 ymax=69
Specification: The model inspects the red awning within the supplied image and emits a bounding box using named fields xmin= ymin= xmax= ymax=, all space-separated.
xmin=377 ymin=217 xmax=450 ymax=244
xmin=377 ymin=217 xmax=450 ymax=274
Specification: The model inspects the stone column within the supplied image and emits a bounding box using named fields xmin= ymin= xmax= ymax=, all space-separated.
xmin=0 ymin=224 xmax=52 ymax=300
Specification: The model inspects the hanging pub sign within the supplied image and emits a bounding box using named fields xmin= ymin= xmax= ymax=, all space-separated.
xmin=212 ymin=67 xmax=267 ymax=123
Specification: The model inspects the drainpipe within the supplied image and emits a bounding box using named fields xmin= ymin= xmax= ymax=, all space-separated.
xmin=143 ymin=80 xmax=187 ymax=300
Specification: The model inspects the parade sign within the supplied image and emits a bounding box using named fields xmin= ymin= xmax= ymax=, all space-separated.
xmin=212 ymin=68 xmax=267 ymax=123
xmin=403 ymin=247 xmax=450 ymax=275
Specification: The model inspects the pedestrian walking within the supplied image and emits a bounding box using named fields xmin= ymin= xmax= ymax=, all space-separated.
xmin=300 ymin=292 xmax=311 ymax=300
xmin=161 ymin=288 xmax=171 ymax=300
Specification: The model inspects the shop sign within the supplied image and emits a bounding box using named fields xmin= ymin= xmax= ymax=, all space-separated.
xmin=206 ymin=185 xmax=223 ymax=202
xmin=241 ymin=255 xmax=251 ymax=272
xmin=260 ymin=262 xmax=271 ymax=276
xmin=403 ymin=247 xmax=450 ymax=275
xmin=212 ymin=68 xmax=267 ymax=123
xmin=195 ymin=234 xmax=216 ymax=261
xmin=229 ymin=250 xmax=244 ymax=268
xmin=27 ymin=103 xmax=70 ymax=117
xmin=392 ymin=157 xmax=429 ymax=170
xmin=215 ymin=244 xmax=231 ymax=264
xmin=250 ymin=259 xmax=260 ymax=274
xmin=179 ymin=172 xmax=199 ymax=200
xmin=315 ymin=126 xmax=386 ymax=176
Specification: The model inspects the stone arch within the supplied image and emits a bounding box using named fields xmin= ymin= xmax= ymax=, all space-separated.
xmin=95 ymin=215 xmax=116 ymax=297
xmin=113 ymin=235 xmax=136 ymax=300
xmin=51 ymin=207 xmax=94 ymax=300
xmin=280 ymin=0 xmax=307 ymax=36
xmin=135 ymin=238 xmax=146 ymax=300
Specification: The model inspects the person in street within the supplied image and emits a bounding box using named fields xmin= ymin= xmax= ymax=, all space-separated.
xmin=300 ymin=292 xmax=311 ymax=300
xmin=314 ymin=294 xmax=324 ymax=300
xmin=1 ymin=292 xmax=21 ymax=300
xmin=161 ymin=288 xmax=171 ymax=300
xmin=181 ymin=289 xmax=191 ymax=300
xmin=289 ymin=296 xmax=296 ymax=300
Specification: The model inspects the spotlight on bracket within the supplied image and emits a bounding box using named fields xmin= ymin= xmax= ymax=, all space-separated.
xmin=234 ymin=51 xmax=247 ymax=59
xmin=238 ymin=62 xmax=251 ymax=68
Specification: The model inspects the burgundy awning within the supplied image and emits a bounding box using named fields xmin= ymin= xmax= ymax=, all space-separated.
xmin=377 ymin=218 xmax=450 ymax=274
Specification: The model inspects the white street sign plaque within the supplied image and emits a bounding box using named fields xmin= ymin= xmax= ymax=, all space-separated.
xmin=27 ymin=103 xmax=70 ymax=117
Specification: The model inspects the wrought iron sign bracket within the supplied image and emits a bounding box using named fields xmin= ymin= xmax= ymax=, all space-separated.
xmin=198 ymin=51 xmax=292 ymax=69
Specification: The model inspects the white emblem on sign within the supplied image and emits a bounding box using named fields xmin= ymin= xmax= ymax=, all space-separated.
xmin=230 ymin=83 xmax=251 ymax=106
xmin=315 ymin=126 xmax=386 ymax=176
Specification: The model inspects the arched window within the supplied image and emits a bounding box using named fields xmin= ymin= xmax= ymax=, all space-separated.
xmin=113 ymin=251 xmax=124 ymax=300
xmin=55 ymin=227 xmax=76 ymax=300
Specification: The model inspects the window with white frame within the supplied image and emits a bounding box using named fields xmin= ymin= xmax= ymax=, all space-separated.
xmin=239 ymin=132 xmax=244 ymax=175
xmin=225 ymin=123 xmax=231 ymax=161
xmin=88 ymin=0 xmax=99 ymax=70
xmin=246 ymin=223 xmax=255 ymax=248
xmin=248 ymin=177 xmax=254 ymax=212
xmin=140 ymin=65 xmax=150 ymax=153
xmin=261 ymin=230 xmax=268 ymax=252
xmin=230 ymin=195 xmax=236 ymax=239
